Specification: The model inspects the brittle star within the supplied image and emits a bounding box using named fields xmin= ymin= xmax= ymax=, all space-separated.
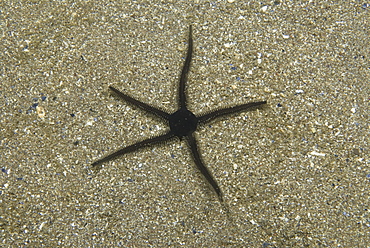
xmin=92 ymin=25 xmax=267 ymax=203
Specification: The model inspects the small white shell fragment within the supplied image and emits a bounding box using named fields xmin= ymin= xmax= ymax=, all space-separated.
xmin=310 ymin=151 xmax=326 ymax=156
xmin=224 ymin=42 xmax=233 ymax=48
xmin=36 ymin=106 xmax=46 ymax=118
xmin=351 ymin=107 xmax=356 ymax=113
xmin=250 ymin=219 xmax=257 ymax=225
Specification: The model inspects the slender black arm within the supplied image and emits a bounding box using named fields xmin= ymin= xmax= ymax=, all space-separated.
xmin=198 ymin=101 xmax=267 ymax=123
xmin=186 ymin=133 xmax=223 ymax=202
xmin=92 ymin=131 xmax=175 ymax=166
xmin=179 ymin=25 xmax=193 ymax=109
xmin=109 ymin=86 xmax=171 ymax=120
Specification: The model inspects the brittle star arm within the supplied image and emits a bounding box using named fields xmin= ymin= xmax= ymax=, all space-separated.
xmin=179 ymin=25 xmax=193 ymax=109
xmin=186 ymin=133 xmax=223 ymax=202
xmin=197 ymin=101 xmax=267 ymax=123
xmin=92 ymin=131 xmax=175 ymax=166
xmin=109 ymin=86 xmax=170 ymax=120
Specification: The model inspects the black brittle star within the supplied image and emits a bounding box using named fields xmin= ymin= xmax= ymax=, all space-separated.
xmin=92 ymin=25 xmax=267 ymax=203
